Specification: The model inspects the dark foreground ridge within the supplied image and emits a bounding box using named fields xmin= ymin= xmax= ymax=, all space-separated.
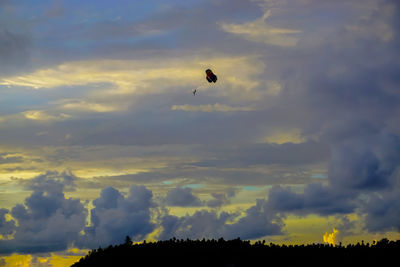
xmin=72 ymin=237 xmax=400 ymax=266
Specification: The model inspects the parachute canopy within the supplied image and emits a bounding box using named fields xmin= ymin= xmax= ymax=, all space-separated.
xmin=205 ymin=69 xmax=217 ymax=83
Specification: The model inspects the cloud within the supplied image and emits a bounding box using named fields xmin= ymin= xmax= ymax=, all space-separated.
xmin=27 ymin=170 xmax=77 ymax=193
xmin=0 ymin=154 xmax=23 ymax=164
xmin=0 ymin=56 xmax=260 ymax=94
xmin=1 ymin=169 xmax=288 ymax=253
xmin=223 ymin=198 xmax=283 ymax=239
xmin=328 ymin=132 xmax=400 ymax=191
xmin=344 ymin=0 xmax=396 ymax=43
xmin=0 ymin=0 xmax=33 ymax=77
xmin=171 ymin=103 xmax=256 ymax=113
xmin=0 ymin=171 xmax=87 ymax=253
xmin=0 ymin=28 xmax=31 ymax=76
xmin=363 ymin=189 xmax=400 ymax=232
xmin=159 ymin=198 xmax=283 ymax=240
xmin=165 ymin=187 xmax=203 ymax=207
xmin=207 ymin=191 xmax=235 ymax=208
xmin=159 ymin=211 xmax=233 ymax=240
xmin=0 ymin=171 xmax=159 ymax=253
xmin=80 ymin=185 xmax=155 ymax=248
xmin=59 ymin=100 xmax=120 ymax=113
xmin=262 ymin=131 xmax=400 ymax=220
xmin=0 ymin=55 xmax=267 ymax=126
xmin=219 ymin=10 xmax=301 ymax=47
xmin=230 ymin=0 xmax=400 ymax=232
xmin=2 ymin=169 xmax=290 ymax=252
xmin=260 ymin=128 xmax=306 ymax=144
xmin=266 ymin=184 xmax=356 ymax=216
xmin=23 ymin=110 xmax=71 ymax=122
xmin=203 ymin=141 xmax=330 ymax=167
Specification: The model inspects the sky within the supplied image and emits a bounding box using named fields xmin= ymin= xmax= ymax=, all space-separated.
xmin=1 ymin=0 xmax=400 ymax=265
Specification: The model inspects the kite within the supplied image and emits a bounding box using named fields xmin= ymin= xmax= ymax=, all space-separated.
xmin=205 ymin=69 xmax=217 ymax=83
xmin=192 ymin=69 xmax=218 ymax=95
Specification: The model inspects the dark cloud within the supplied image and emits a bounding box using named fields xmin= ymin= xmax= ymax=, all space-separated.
xmin=0 ymin=0 xmax=31 ymax=76
xmin=243 ymin=0 xmax=400 ymax=232
xmin=328 ymin=132 xmax=400 ymax=192
xmin=28 ymin=171 xmax=77 ymax=193
xmin=159 ymin=199 xmax=283 ymax=240
xmin=267 ymin=184 xmax=356 ymax=216
xmin=363 ymin=189 xmax=400 ymax=232
xmin=92 ymin=187 xmax=124 ymax=210
xmin=79 ymin=185 xmax=155 ymax=248
xmin=3 ymin=170 xmax=289 ymax=251
xmin=201 ymin=141 xmax=330 ymax=167
xmin=0 ymin=172 xmax=159 ymax=253
xmin=0 ymin=172 xmax=87 ymax=254
xmin=0 ymin=29 xmax=30 ymax=76
xmin=159 ymin=211 xmax=233 ymax=240
xmin=261 ymin=130 xmax=400 ymax=221
xmin=207 ymin=192 xmax=229 ymax=208
xmin=223 ymin=199 xmax=283 ymax=239
xmin=165 ymin=187 xmax=203 ymax=207
xmin=334 ymin=215 xmax=357 ymax=239
xmin=229 ymin=131 xmax=400 ymax=232
xmin=206 ymin=189 xmax=235 ymax=208
xmin=0 ymin=154 xmax=23 ymax=164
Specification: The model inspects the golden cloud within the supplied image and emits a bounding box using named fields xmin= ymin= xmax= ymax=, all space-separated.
xmin=23 ymin=110 xmax=71 ymax=121
xmin=60 ymin=100 xmax=120 ymax=113
xmin=1 ymin=56 xmax=260 ymax=90
xmin=0 ymin=55 xmax=270 ymax=118
xmin=261 ymin=128 xmax=306 ymax=144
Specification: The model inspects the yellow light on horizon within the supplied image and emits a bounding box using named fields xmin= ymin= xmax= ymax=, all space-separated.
xmin=323 ymin=228 xmax=339 ymax=246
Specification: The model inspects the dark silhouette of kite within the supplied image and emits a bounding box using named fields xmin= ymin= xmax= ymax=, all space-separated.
xmin=192 ymin=69 xmax=218 ymax=95
xmin=205 ymin=69 xmax=217 ymax=83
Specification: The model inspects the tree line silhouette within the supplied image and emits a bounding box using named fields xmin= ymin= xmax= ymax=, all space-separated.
xmin=72 ymin=237 xmax=400 ymax=266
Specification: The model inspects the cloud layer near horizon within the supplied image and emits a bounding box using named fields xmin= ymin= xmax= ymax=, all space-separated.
xmin=0 ymin=157 xmax=399 ymax=253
